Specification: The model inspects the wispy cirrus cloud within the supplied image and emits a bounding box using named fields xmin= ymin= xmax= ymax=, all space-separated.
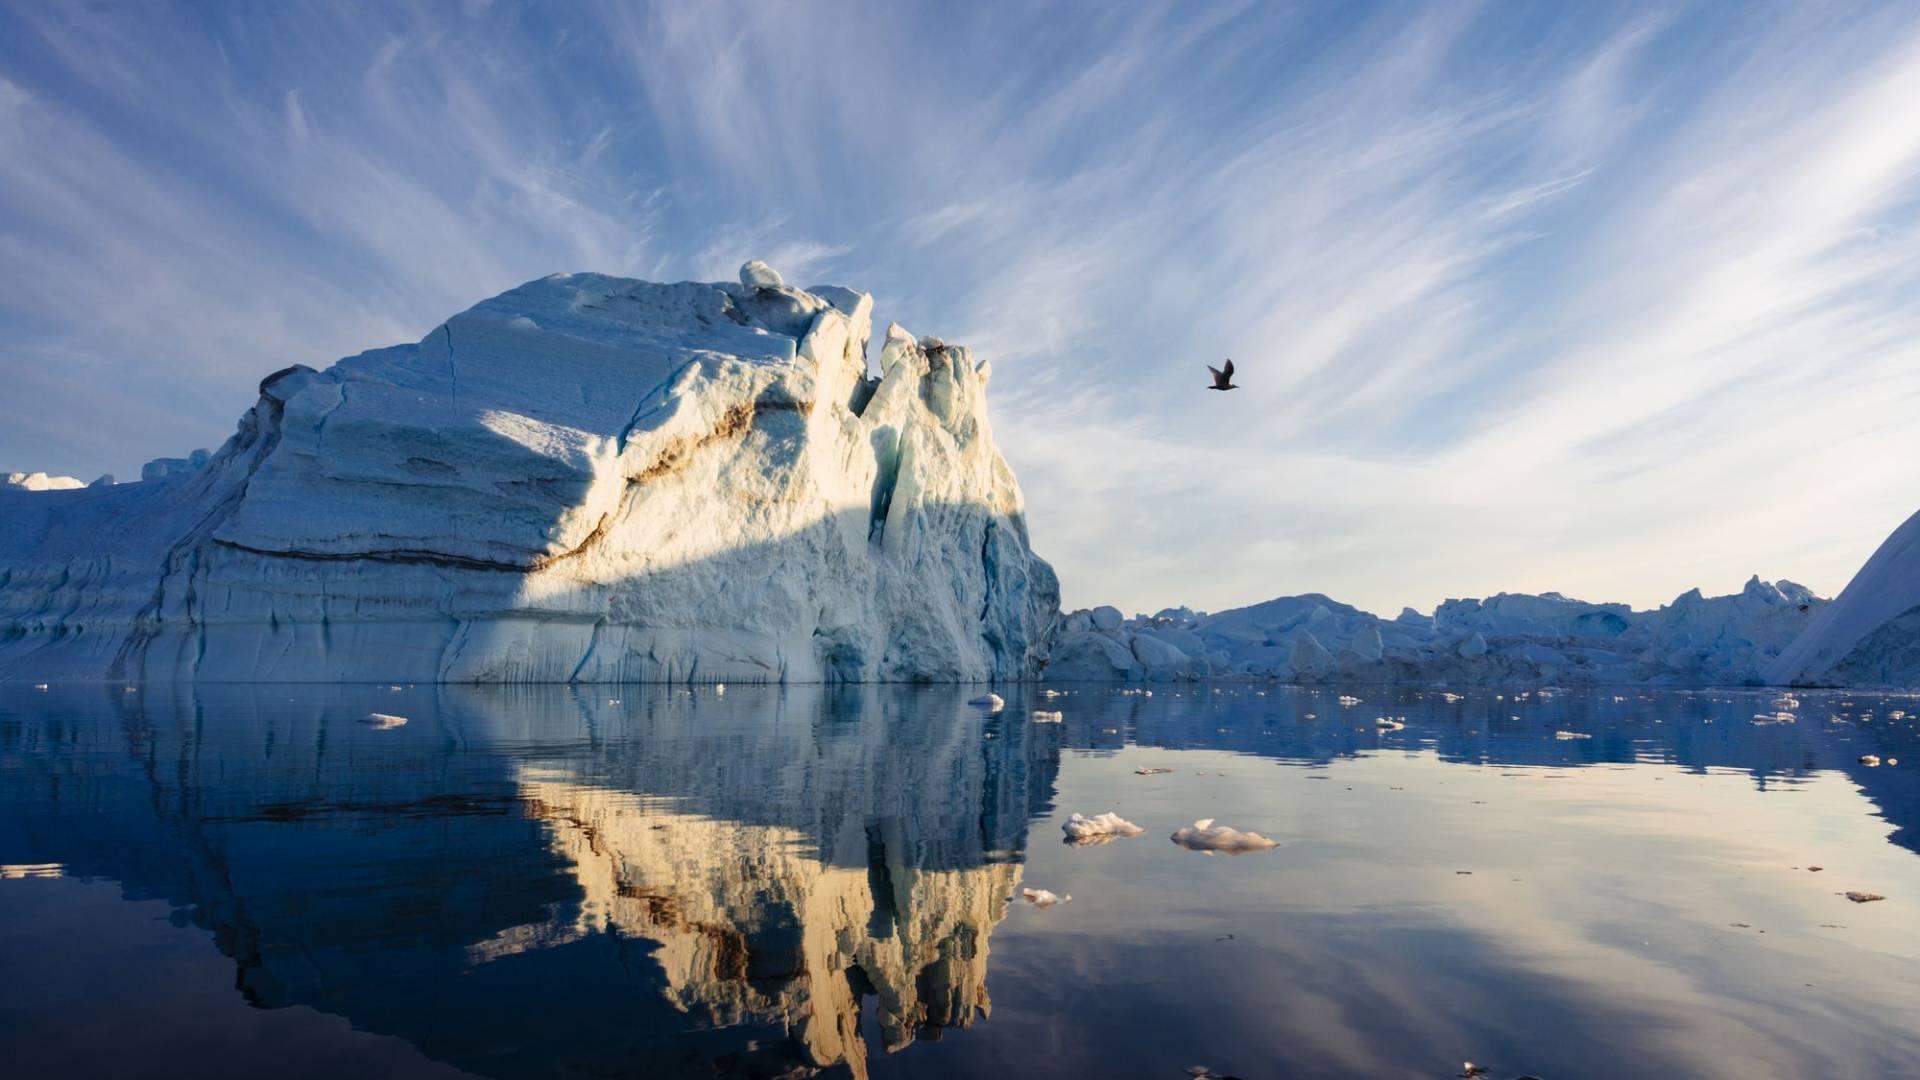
xmin=1 ymin=1 xmax=1917 ymax=615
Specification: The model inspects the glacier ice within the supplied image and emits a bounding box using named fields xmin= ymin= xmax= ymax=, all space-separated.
xmin=1170 ymin=818 xmax=1279 ymax=854
xmin=1767 ymin=509 xmax=1920 ymax=688
xmin=0 ymin=263 xmax=1059 ymax=684
xmin=1048 ymin=574 xmax=1835 ymax=687
xmin=5 ymin=471 xmax=85 ymax=491
xmin=1060 ymin=811 xmax=1143 ymax=843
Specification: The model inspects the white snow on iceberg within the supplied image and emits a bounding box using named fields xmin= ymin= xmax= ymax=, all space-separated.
xmin=0 ymin=263 xmax=1058 ymax=684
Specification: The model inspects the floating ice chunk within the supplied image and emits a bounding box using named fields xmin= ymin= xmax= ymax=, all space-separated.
xmin=1020 ymin=887 xmax=1071 ymax=907
xmin=1062 ymin=811 xmax=1145 ymax=844
xmin=1376 ymin=717 xmax=1406 ymax=731
xmin=33 ymin=683 xmax=48 ymax=691
xmin=1031 ymin=710 xmax=1064 ymax=723
xmin=969 ymin=693 xmax=1005 ymax=712
xmin=1845 ymin=890 xmax=1886 ymax=903
xmin=738 ymin=259 xmax=783 ymax=288
xmin=1337 ymin=694 xmax=1361 ymax=706
xmin=1171 ymin=818 xmax=1279 ymax=854
xmin=1041 ymin=688 xmax=1064 ymax=698
xmin=1859 ymin=754 xmax=1881 ymax=766
xmin=363 ymin=712 xmax=408 ymax=729
xmin=1554 ymin=730 xmax=1592 ymax=740
xmin=715 ymin=683 xmax=726 ymax=695
xmin=1134 ymin=766 xmax=1173 ymax=775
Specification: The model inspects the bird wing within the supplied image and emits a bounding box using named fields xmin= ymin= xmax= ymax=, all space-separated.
xmin=1222 ymin=358 xmax=1234 ymax=379
xmin=1207 ymin=364 xmax=1225 ymax=383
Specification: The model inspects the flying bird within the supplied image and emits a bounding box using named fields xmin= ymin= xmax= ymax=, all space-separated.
xmin=1207 ymin=359 xmax=1237 ymax=391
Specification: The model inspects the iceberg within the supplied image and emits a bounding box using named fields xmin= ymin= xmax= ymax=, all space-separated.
xmin=1170 ymin=818 xmax=1279 ymax=854
xmin=0 ymin=263 xmax=1059 ymax=684
xmin=1767 ymin=509 xmax=1920 ymax=688
xmin=1048 ymin=574 xmax=1830 ymax=687
xmin=1060 ymin=811 xmax=1144 ymax=844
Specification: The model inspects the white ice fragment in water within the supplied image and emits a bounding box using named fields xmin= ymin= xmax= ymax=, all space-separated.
xmin=1020 ymin=887 xmax=1071 ymax=907
xmin=1376 ymin=717 xmax=1406 ymax=731
xmin=1845 ymin=890 xmax=1885 ymax=903
xmin=1031 ymin=710 xmax=1064 ymax=723
xmin=715 ymin=683 xmax=725 ymax=695
xmin=1554 ymin=730 xmax=1592 ymax=740
xmin=1859 ymin=754 xmax=1881 ymax=766
xmin=1338 ymin=695 xmax=1361 ymax=706
xmin=363 ymin=712 xmax=408 ymax=729
xmin=1134 ymin=766 xmax=1173 ymax=775
xmin=1041 ymin=688 xmax=1063 ymax=698
xmin=1171 ymin=818 xmax=1279 ymax=854
xmin=33 ymin=683 xmax=48 ymax=691
xmin=1062 ymin=811 xmax=1144 ymax=844
xmin=968 ymin=693 xmax=1005 ymax=712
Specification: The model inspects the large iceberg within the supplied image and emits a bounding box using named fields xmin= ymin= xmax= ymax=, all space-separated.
xmin=1767 ymin=509 xmax=1920 ymax=688
xmin=0 ymin=264 xmax=1059 ymax=683
xmin=1049 ymin=577 xmax=1827 ymax=687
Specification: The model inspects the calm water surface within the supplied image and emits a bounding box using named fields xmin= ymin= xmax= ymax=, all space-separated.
xmin=3 ymin=683 xmax=1918 ymax=1079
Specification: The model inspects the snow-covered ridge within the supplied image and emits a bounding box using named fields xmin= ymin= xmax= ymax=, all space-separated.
xmin=0 ymin=262 xmax=1059 ymax=683
xmin=1051 ymin=576 xmax=1829 ymax=686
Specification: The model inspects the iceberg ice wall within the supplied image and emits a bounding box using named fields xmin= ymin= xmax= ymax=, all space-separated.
xmin=1767 ymin=509 xmax=1920 ymax=688
xmin=0 ymin=264 xmax=1059 ymax=683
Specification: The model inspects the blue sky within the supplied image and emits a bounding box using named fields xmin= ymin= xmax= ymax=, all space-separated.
xmin=3 ymin=0 xmax=1919 ymax=616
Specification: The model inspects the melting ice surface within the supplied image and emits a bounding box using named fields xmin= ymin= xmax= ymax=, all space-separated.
xmin=3 ymin=684 xmax=1920 ymax=1079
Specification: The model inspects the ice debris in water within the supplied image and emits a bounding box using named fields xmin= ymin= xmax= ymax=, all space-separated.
xmin=1041 ymin=688 xmax=1064 ymax=698
xmin=1062 ymin=812 xmax=1145 ymax=844
xmin=1554 ymin=730 xmax=1592 ymax=740
xmin=1031 ymin=710 xmax=1064 ymax=723
xmin=1860 ymin=755 xmax=1882 ymax=766
xmin=1020 ymin=887 xmax=1071 ymax=907
xmin=362 ymin=713 xmax=408 ymax=729
xmin=1376 ymin=717 xmax=1406 ymax=731
xmin=33 ymin=683 xmax=48 ymax=691
xmin=969 ymin=693 xmax=1005 ymax=712
xmin=1845 ymin=891 xmax=1886 ymax=903
xmin=1171 ymin=818 xmax=1279 ymax=854
xmin=1338 ymin=695 xmax=1362 ymax=706
xmin=1134 ymin=766 xmax=1173 ymax=775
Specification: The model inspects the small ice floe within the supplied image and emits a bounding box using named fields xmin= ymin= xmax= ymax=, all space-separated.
xmin=607 ymin=698 xmax=621 ymax=705
xmin=1845 ymin=891 xmax=1886 ymax=903
xmin=1376 ymin=717 xmax=1406 ymax=732
xmin=1042 ymin=688 xmax=1064 ymax=698
xmin=1441 ymin=692 xmax=1464 ymax=703
xmin=1775 ymin=694 xmax=1802 ymax=709
xmin=1459 ymin=1064 xmax=1489 ymax=1078
xmin=33 ymin=683 xmax=49 ymax=691
xmin=1062 ymin=811 xmax=1145 ymax=844
xmin=1031 ymin=710 xmax=1065 ymax=723
xmin=123 ymin=686 xmax=137 ymax=693
xmin=388 ymin=685 xmax=404 ymax=692
xmin=1860 ymin=755 xmax=1882 ymax=766
xmin=362 ymin=712 xmax=408 ymax=729
xmin=1554 ymin=730 xmax=1592 ymax=740
xmin=1020 ymin=887 xmax=1071 ymax=907
xmin=715 ymin=683 xmax=726 ymax=695
xmin=968 ymin=693 xmax=1006 ymax=712
xmin=1171 ymin=818 xmax=1279 ymax=854
xmin=1338 ymin=695 xmax=1361 ymax=706
xmin=1134 ymin=766 xmax=1173 ymax=776
xmin=1753 ymin=711 xmax=1796 ymax=725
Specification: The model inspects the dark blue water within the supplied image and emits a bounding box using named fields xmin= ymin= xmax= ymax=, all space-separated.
xmin=3 ymin=683 xmax=1918 ymax=1079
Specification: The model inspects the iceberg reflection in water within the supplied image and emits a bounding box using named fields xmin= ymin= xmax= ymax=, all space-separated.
xmin=2 ymin=684 xmax=1920 ymax=1078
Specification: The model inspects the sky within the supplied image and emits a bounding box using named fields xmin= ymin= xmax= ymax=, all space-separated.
xmin=2 ymin=1 xmax=1919 ymax=618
